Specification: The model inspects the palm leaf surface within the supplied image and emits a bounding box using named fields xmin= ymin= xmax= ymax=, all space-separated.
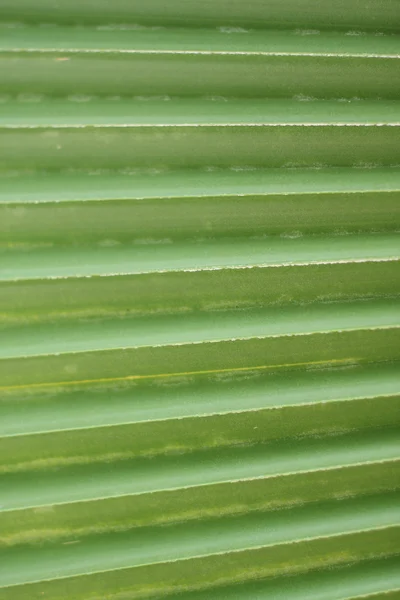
xmin=0 ymin=1 xmax=399 ymax=598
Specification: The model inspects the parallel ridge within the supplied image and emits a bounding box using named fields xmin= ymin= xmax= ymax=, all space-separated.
xmin=0 ymin=2 xmax=399 ymax=599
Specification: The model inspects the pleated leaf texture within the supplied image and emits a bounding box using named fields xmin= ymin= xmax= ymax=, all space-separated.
xmin=0 ymin=1 xmax=400 ymax=598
